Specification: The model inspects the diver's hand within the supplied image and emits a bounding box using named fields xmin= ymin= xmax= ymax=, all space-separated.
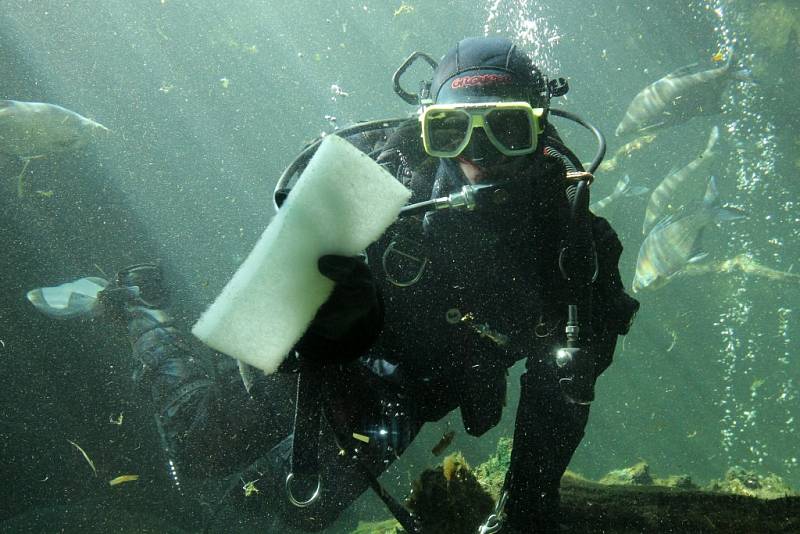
xmin=312 ymin=255 xmax=379 ymax=339
xmin=297 ymin=255 xmax=383 ymax=364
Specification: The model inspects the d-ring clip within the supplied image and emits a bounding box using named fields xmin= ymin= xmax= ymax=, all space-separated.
xmin=285 ymin=472 xmax=321 ymax=508
xmin=382 ymin=239 xmax=429 ymax=287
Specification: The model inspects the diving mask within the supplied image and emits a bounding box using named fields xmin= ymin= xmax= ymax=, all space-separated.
xmin=420 ymin=101 xmax=545 ymax=159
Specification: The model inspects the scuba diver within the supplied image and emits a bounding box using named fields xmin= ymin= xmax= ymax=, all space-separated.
xmin=28 ymin=37 xmax=638 ymax=533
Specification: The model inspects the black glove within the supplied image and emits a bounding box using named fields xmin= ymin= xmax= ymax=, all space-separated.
xmin=295 ymin=254 xmax=383 ymax=365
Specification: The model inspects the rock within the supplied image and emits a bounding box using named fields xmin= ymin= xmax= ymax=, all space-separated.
xmin=405 ymin=451 xmax=495 ymax=534
xmin=599 ymin=461 xmax=654 ymax=486
xmin=706 ymin=467 xmax=797 ymax=500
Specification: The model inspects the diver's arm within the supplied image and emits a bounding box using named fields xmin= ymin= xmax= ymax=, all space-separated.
xmin=591 ymin=215 xmax=639 ymax=335
xmin=587 ymin=215 xmax=640 ymax=377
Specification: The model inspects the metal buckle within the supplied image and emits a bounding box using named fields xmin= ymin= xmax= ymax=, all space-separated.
xmin=566 ymin=170 xmax=594 ymax=185
xmin=285 ymin=472 xmax=321 ymax=508
xmin=478 ymin=491 xmax=508 ymax=534
xmin=478 ymin=513 xmax=502 ymax=534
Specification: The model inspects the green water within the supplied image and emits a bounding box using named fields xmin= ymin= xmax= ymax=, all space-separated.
xmin=1 ymin=0 xmax=797 ymax=532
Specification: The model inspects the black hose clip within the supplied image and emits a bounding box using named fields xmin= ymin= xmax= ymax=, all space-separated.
xmin=548 ymin=77 xmax=570 ymax=98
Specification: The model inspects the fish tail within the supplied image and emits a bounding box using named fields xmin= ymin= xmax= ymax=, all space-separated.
xmin=732 ymin=68 xmax=753 ymax=82
xmin=724 ymin=48 xmax=754 ymax=82
xmin=715 ymin=206 xmax=746 ymax=223
xmin=626 ymin=186 xmax=650 ymax=197
xmin=724 ymin=48 xmax=735 ymax=68
xmin=702 ymin=175 xmax=746 ymax=222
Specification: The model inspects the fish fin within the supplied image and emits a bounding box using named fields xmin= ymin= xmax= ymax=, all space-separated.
xmin=652 ymin=213 xmax=675 ymax=231
xmin=716 ymin=206 xmax=746 ymax=222
xmin=687 ymin=252 xmax=710 ymax=264
xmin=702 ymin=176 xmax=719 ymax=208
xmin=627 ymin=186 xmax=650 ymax=197
xmin=614 ymin=175 xmax=631 ymax=194
xmin=723 ymin=48 xmax=754 ymax=82
xmin=637 ymin=121 xmax=666 ymax=133
xmin=664 ymin=164 xmax=681 ymax=178
xmin=665 ymin=63 xmax=701 ymax=79
xmin=704 ymin=126 xmax=720 ymax=156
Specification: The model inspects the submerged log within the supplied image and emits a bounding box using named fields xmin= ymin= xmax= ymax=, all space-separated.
xmin=353 ymin=438 xmax=800 ymax=534
xmin=559 ymin=472 xmax=799 ymax=533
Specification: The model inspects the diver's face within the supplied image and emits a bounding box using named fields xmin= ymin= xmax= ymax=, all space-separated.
xmin=457 ymin=129 xmax=511 ymax=184
xmin=458 ymin=158 xmax=488 ymax=184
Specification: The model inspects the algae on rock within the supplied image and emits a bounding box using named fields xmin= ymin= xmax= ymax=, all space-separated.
xmin=405 ymin=451 xmax=494 ymax=534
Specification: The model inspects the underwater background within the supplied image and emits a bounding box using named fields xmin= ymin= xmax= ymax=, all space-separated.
xmin=1 ymin=0 xmax=797 ymax=532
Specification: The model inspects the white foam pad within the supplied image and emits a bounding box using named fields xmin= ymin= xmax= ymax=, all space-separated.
xmin=192 ymin=135 xmax=411 ymax=374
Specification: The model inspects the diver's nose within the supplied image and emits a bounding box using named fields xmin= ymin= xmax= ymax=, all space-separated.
xmin=464 ymin=128 xmax=504 ymax=166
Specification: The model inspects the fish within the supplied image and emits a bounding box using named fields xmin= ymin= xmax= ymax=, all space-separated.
xmin=597 ymin=133 xmax=657 ymax=172
xmin=642 ymin=126 xmax=720 ymax=235
xmin=589 ymin=174 xmax=648 ymax=217
xmin=681 ymin=253 xmax=800 ymax=283
xmin=632 ymin=177 xmax=745 ymax=293
xmin=431 ymin=430 xmax=456 ymax=456
xmin=615 ymin=53 xmax=749 ymax=136
xmin=0 ymin=100 xmax=109 ymax=158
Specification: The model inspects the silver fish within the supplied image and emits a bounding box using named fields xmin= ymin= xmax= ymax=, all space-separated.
xmin=597 ymin=133 xmax=657 ymax=173
xmin=681 ymin=254 xmax=800 ymax=284
xmin=0 ymin=100 xmax=109 ymax=158
xmin=642 ymin=125 xmax=720 ymax=235
xmin=632 ymin=177 xmax=744 ymax=293
xmin=615 ymin=54 xmax=748 ymax=137
xmin=590 ymin=174 xmax=648 ymax=217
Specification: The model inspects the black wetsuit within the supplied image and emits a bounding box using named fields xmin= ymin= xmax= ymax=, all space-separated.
xmin=129 ymin=126 xmax=638 ymax=532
